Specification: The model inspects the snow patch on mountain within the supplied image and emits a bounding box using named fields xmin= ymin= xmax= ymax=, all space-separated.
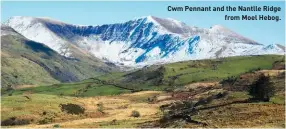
xmin=78 ymin=36 xmax=130 ymax=63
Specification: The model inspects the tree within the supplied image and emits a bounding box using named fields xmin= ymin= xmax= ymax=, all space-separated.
xmin=131 ymin=110 xmax=140 ymax=117
xmin=248 ymin=74 xmax=275 ymax=102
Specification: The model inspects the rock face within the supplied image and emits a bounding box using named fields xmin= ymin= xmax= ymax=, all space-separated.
xmin=5 ymin=16 xmax=285 ymax=67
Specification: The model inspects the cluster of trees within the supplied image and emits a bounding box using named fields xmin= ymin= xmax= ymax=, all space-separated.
xmin=248 ymin=74 xmax=275 ymax=102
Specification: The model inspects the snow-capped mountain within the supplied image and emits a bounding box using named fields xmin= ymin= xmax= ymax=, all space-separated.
xmin=5 ymin=16 xmax=285 ymax=67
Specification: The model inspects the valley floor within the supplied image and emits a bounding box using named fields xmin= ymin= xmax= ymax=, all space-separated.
xmin=2 ymin=83 xmax=285 ymax=128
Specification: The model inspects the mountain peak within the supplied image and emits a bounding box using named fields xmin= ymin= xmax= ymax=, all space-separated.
xmin=145 ymin=16 xmax=185 ymax=26
xmin=146 ymin=15 xmax=155 ymax=20
xmin=134 ymin=16 xmax=192 ymax=36
xmin=6 ymin=16 xmax=69 ymax=26
xmin=6 ymin=16 xmax=34 ymax=26
xmin=145 ymin=15 xmax=160 ymax=25
xmin=262 ymin=43 xmax=285 ymax=54
xmin=209 ymin=24 xmax=232 ymax=33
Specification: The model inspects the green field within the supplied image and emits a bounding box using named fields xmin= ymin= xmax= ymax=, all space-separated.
xmin=3 ymin=81 xmax=131 ymax=97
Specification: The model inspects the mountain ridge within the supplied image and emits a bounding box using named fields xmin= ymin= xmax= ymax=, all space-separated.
xmin=5 ymin=16 xmax=285 ymax=67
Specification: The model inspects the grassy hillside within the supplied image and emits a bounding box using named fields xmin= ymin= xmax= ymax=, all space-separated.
xmin=1 ymin=35 xmax=118 ymax=89
xmin=96 ymin=55 xmax=284 ymax=90
xmin=2 ymin=55 xmax=284 ymax=97
xmin=181 ymin=78 xmax=285 ymax=128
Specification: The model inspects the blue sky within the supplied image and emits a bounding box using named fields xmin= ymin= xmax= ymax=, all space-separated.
xmin=1 ymin=1 xmax=285 ymax=45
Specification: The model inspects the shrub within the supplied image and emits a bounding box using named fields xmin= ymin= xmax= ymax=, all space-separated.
xmin=59 ymin=103 xmax=85 ymax=115
xmin=216 ymin=91 xmax=228 ymax=99
xmin=131 ymin=110 xmax=140 ymax=117
xmin=97 ymin=102 xmax=104 ymax=113
xmin=248 ymin=74 xmax=275 ymax=102
xmin=220 ymin=76 xmax=237 ymax=86
xmin=147 ymin=97 xmax=153 ymax=103
xmin=1 ymin=117 xmax=30 ymax=126
xmin=59 ymin=93 xmax=64 ymax=97
xmin=53 ymin=124 xmax=60 ymax=128
xmin=147 ymin=96 xmax=157 ymax=103
xmin=38 ymin=117 xmax=54 ymax=124
xmin=86 ymin=84 xmax=92 ymax=88
xmin=111 ymin=119 xmax=117 ymax=125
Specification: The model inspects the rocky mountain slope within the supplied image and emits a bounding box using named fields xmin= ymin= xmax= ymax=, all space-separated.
xmin=1 ymin=25 xmax=118 ymax=88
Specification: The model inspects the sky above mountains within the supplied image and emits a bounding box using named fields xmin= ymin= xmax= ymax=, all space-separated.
xmin=2 ymin=1 xmax=285 ymax=46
